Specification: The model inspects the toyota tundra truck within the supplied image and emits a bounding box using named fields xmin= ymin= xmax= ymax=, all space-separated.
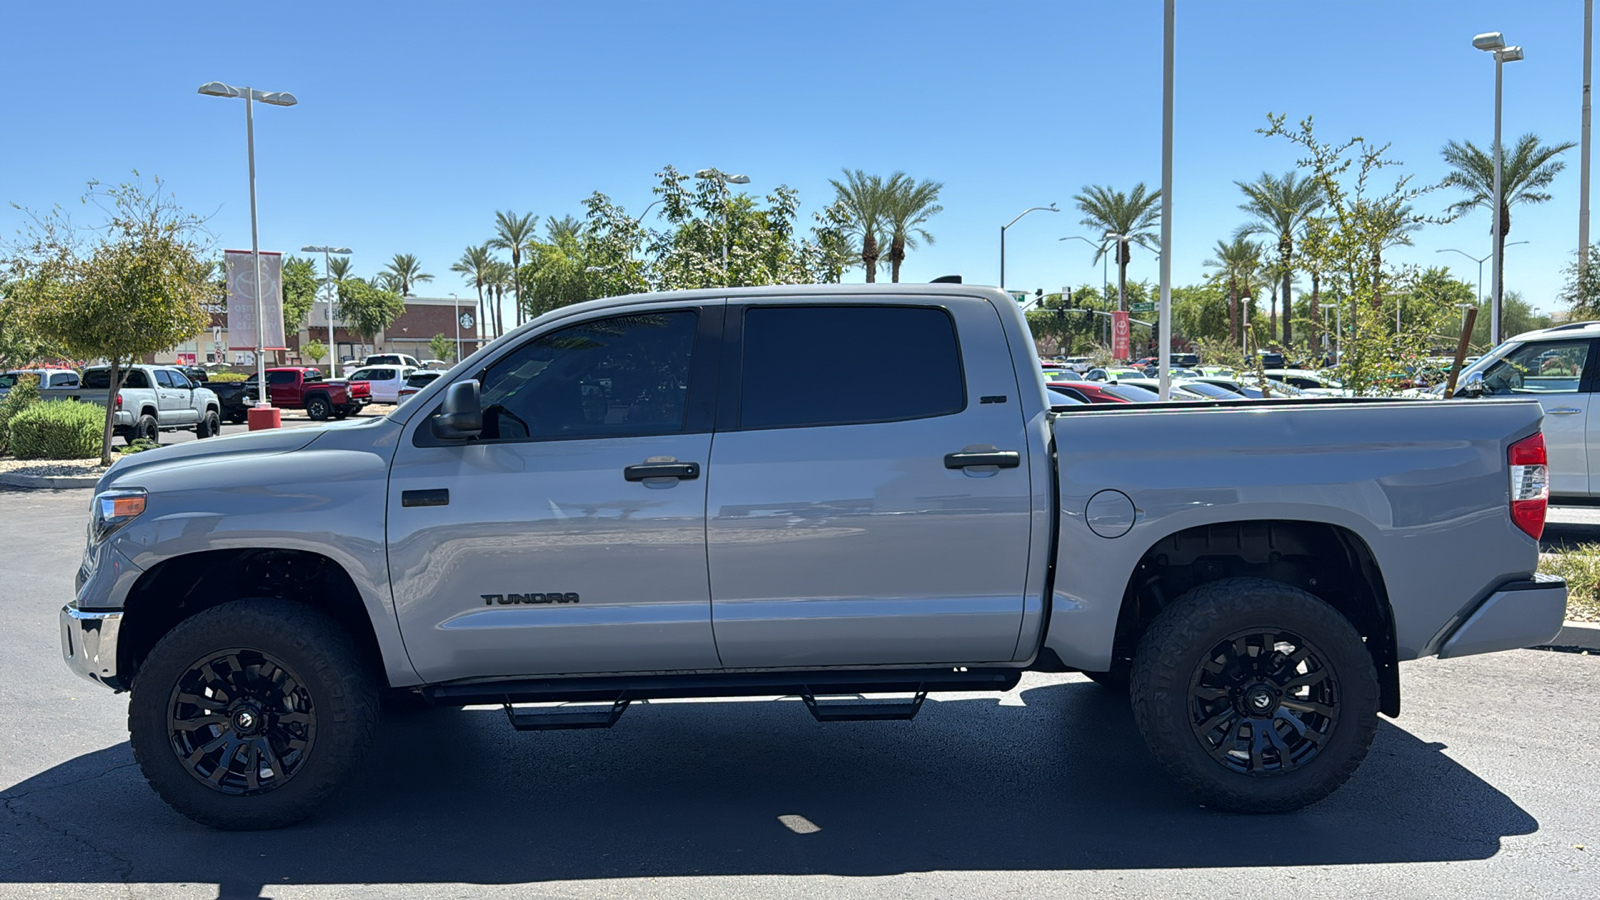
xmin=60 ymin=284 xmax=1568 ymax=830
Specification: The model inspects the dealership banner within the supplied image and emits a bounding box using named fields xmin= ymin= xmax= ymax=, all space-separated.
xmin=1112 ymin=310 xmax=1131 ymax=360
xmin=225 ymin=250 xmax=287 ymax=350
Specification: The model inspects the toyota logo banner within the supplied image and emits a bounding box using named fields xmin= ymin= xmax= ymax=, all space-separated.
xmin=225 ymin=250 xmax=287 ymax=351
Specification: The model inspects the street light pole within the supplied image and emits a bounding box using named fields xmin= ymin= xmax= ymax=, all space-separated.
xmin=1320 ymin=303 xmax=1342 ymax=365
xmin=1000 ymin=204 xmax=1059 ymax=289
xmin=1157 ymin=0 xmax=1175 ymax=401
xmin=301 ymin=245 xmax=350 ymax=369
xmin=200 ymin=81 xmax=296 ymax=409
xmin=1475 ymin=32 xmax=1525 ymax=344
xmin=694 ymin=169 xmax=751 ymax=272
xmin=450 ymin=293 xmax=461 ymax=363
xmin=1437 ymin=243 xmax=1528 ymax=312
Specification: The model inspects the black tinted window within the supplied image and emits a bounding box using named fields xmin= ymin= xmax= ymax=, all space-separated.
xmin=477 ymin=311 xmax=698 ymax=441
xmin=267 ymin=370 xmax=295 ymax=384
xmin=739 ymin=306 xmax=963 ymax=429
xmin=154 ymin=370 xmax=174 ymax=387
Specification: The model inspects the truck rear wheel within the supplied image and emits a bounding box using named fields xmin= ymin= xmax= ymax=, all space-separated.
xmin=133 ymin=415 xmax=159 ymax=445
xmin=127 ymin=599 xmax=378 ymax=830
xmin=1129 ymin=577 xmax=1379 ymax=813
xmin=305 ymin=396 xmax=331 ymax=421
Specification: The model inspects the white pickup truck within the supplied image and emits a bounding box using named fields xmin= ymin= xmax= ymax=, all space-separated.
xmin=46 ymin=364 xmax=222 ymax=443
xmin=61 ymin=284 xmax=1566 ymax=830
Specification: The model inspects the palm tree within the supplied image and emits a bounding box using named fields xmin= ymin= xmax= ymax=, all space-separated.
xmin=486 ymin=260 xmax=515 ymax=337
xmin=451 ymin=244 xmax=495 ymax=346
xmin=1363 ymin=199 xmax=1425 ymax=309
xmin=1203 ymin=237 xmax=1262 ymax=346
xmin=1441 ymin=133 xmax=1575 ymax=317
xmin=327 ymin=256 xmax=354 ymax=282
xmin=381 ymin=253 xmax=433 ymax=296
xmin=372 ymin=272 xmax=405 ymax=294
xmin=879 ymin=173 xmax=943 ymax=283
xmin=1074 ymin=183 xmax=1161 ymax=311
xmin=489 ymin=210 xmax=538 ymax=326
xmin=545 ymin=214 xmax=583 ymax=247
xmin=1235 ymin=171 xmax=1323 ymax=345
xmin=829 ymin=169 xmax=890 ymax=282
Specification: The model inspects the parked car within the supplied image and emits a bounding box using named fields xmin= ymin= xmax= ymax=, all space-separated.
xmin=0 ymin=368 xmax=79 ymax=399
xmin=1115 ymin=377 xmax=1224 ymax=401
xmin=1191 ymin=376 xmax=1312 ymax=399
xmin=62 ymin=283 xmax=1565 ymax=830
xmin=44 ymin=364 xmax=221 ymax=443
xmin=212 ymin=367 xmax=373 ymax=423
xmin=1045 ymin=388 xmax=1085 ymax=410
xmin=1264 ymin=369 xmax=1346 ymax=396
xmin=345 ymin=365 xmax=415 ymax=403
xmin=181 ymin=366 xmax=211 ymax=384
xmin=1061 ymin=356 xmax=1093 ymax=374
xmin=398 ymin=370 xmax=444 ymax=401
xmin=419 ymin=359 xmax=452 ymax=370
xmin=1047 ymin=381 xmax=1159 ymax=404
xmin=352 ymin=353 xmax=422 ymax=373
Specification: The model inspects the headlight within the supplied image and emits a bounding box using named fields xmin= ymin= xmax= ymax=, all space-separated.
xmin=91 ymin=488 xmax=146 ymax=543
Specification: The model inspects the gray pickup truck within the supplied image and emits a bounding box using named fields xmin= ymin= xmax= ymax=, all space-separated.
xmin=60 ymin=284 xmax=1567 ymax=830
xmin=46 ymin=364 xmax=223 ymax=443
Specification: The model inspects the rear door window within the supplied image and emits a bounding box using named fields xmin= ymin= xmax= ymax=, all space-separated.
xmin=737 ymin=306 xmax=964 ymax=430
xmin=1479 ymin=340 xmax=1594 ymax=394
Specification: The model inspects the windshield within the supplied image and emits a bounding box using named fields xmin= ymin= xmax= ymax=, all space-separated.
xmin=1177 ymin=381 xmax=1241 ymax=399
xmin=1103 ymin=383 xmax=1161 ymax=402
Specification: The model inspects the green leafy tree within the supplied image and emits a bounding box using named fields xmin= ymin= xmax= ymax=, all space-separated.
xmin=1441 ymin=133 xmax=1576 ymax=322
xmin=489 ymin=211 xmax=538 ymax=329
xmin=1203 ymin=237 xmax=1263 ymax=346
xmin=1074 ymin=183 xmax=1161 ymax=312
xmin=335 ymin=277 xmax=405 ymax=352
xmin=3 ymin=177 xmax=211 ymax=463
xmin=1266 ymin=115 xmax=1448 ymax=395
xmin=1170 ymin=283 xmax=1232 ymax=345
xmin=300 ymin=339 xmax=328 ymax=365
xmin=1235 ymin=171 xmax=1323 ymax=345
xmin=829 ymin=169 xmax=890 ymax=282
xmin=0 ymin=289 xmax=65 ymax=370
xmin=451 ymin=243 xmax=497 ymax=346
xmin=1559 ymin=245 xmax=1600 ymax=321
xmin=327 ymin=256 xmax=354 ymax=282
xmin=429 ymin=333 xmax=455 ymax=363
xmin=1469 ymin=290 xmax=1551 ymax=347
xmin=281 ymin=255 xmax=319 ymax=334
xmin=881 ymin=173 xmax=943 ymax=283
xmin=380 ymin=253 xmax=432 ymax=296
xmin=545 ymin=215 xmax=583 ymax=245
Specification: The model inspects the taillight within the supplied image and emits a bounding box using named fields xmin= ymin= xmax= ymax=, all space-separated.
xmin=1508 ymin=432 xmax=1548 ymax=539
xmin=115 ymin=394 xmax=122 ymax=410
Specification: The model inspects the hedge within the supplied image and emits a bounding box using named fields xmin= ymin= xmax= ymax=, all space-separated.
xmin=208 ymin=372 xmax=249 ymax=383
xmin=8 ymin=400 xmax=104 ymax=460
xmin=0 ymin=375 xmax=42 ymax=456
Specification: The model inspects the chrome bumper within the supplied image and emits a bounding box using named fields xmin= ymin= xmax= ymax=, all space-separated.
xmin=60 ymin=605 xmax=127 ymax=690
xmin=1438 ymin=574 xmax=1569 ymax=659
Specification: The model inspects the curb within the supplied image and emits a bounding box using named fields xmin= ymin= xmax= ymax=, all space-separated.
xmin=1534 ymin=620 xmax=1600 ymax=653
xmin=0 ymin=472 xmax=100 ymax=490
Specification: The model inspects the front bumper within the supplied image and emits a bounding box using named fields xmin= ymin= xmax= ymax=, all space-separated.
xmin=60 ymin=604 xmax=127 ymax=690
xmin=1437 ymin=574 xmax=1569 ymax=659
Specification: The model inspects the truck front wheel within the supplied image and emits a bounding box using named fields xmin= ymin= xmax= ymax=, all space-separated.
xmin=127 ymin=599 xmax=378 ymax=830
xmin=196 ymin=410 xmax=221 ymax=438
xmin=1129 ymin=577 xmax=1379 ymax=813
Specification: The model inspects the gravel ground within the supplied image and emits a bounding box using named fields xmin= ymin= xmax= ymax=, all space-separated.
xmin=0 ymin=457 xmax=106 ymax=478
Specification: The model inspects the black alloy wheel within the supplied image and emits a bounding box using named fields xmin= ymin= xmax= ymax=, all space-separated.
xmin=306 ymin=396 xmax=330 ymax=420
xmin=1186 ymin=629 xmax=1338 ymax=775
xmin=166 ymin=648 xmax=316 ymax=795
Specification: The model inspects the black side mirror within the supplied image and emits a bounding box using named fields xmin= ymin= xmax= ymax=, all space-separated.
xmin=432 ymin=380 xmax=483 ymax=439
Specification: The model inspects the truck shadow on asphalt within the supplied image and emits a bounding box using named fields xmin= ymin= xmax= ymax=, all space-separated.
xmin=0 ymin=678 xmax=1536 ymax=898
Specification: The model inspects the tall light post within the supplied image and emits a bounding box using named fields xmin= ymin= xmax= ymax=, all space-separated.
xmin=199 ymin=81 xmax=297 ymax=409
xmin=1157 ymin=0 xmax=1175 ymax=400
xmin=301 ymin=245 xmax=350 ymax=368
xmin=1584 ymin=0 xmax=1594 ymax=260
xmin=1320 ymin=302 xmax=1343 ymax=365
xmin=1437 ymin=242 xmax=1528 ymax=309
xmin=694 ymin=168 xmax=751 ymax=269
xmin=450 ymin=293 xmax=462 ymax=363
xmin=1000 ymin=204 xmax=1058 ymax=290
xmin=1473 ymin=32 xmax=1525 ymax=345
xmin=1060 ymin=235 xmax=1111 ymax=344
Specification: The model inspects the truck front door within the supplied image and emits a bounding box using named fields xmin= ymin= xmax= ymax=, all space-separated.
xmin=387 ymin=303 xmax=725 ymax=681
xmin=153 ymin=369 xmax=198 ymax=424
xmin=705 ymin=299 xmax=1035 ymax=668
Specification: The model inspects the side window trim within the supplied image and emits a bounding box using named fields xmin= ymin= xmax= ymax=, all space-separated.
xmin=1579 ymin=339 xmax=1600 ymax=394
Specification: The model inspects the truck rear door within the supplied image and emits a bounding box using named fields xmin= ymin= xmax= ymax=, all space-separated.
xmin=1475 ymin=337 xmax=1594 ymax=496
xmin=705 ymin=297 xmax=1035 ymax=668
xmin=385 ymin=302 xmax=725 ymax=681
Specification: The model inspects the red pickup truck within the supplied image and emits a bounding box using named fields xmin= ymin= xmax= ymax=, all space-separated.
xmin=214 ymin=367 xmax=372 ymax=423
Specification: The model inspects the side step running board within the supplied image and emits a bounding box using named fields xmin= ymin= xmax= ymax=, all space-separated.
xmin=504 ymin=698 xmax=630 ymax=731
xmin=801 ymin=689 xmax=928 ymax=722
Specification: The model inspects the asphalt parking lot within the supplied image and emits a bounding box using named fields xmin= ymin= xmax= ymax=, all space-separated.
xmin=1 ymin=487 xmax=1596 ymax=899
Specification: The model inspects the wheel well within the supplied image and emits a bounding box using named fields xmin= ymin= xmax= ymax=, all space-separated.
xmin=117 ymin=549 xmax=385 ymax=687
xmin=1112 ymin=520 xmax=1400 ymax=716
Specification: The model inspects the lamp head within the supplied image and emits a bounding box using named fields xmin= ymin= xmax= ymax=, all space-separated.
xmin=1473 ymin=32 xmax=1505 ymax=51
xmin=726 ymin=174 xmax=751 ymax=185
xmin=332 ymin=247 xmax=351 ymax=254
xmin=693 ymin=168 xmax=717 ymax=178
xmin=260 ymin=91 xmax=298 ymax=107
xmin=1500 ymin=46 xmax=1524 ymax=62
xmin=197 ymin=81 xmax=239 ymax=98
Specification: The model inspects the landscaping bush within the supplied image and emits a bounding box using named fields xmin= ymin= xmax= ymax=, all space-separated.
xmin=7 ymin=400 xmax=104 ymax=460
xmin=208 ymin=372 xmax=248 ymax=383
xmin=0 ymin=374 xmax=42 ymax=456
xmin=1540 ymin=547 xmax=1600 ymax=623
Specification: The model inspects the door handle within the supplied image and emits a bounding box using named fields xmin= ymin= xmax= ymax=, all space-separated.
xmin=624 ymin=461 xmax=700 ymax=481
xmin=944 ymin=450 xmax=1021 ymax=469
xmin=1547 ymin=407 xmax=1583 ymax=415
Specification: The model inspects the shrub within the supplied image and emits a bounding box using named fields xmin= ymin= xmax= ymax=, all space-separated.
xmin=8 ymin=399 xmax=104 ymax=460
xmin=0 ymin=374 xmax=42 ymax=456
xmin=208 ymin=372 xmax=248 ymax=383
xmin=1541 ymin=547 xmax=1600 ymax=623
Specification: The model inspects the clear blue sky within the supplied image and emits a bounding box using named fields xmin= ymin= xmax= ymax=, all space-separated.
xmin=1 ymin=1 xmax=1590 ymax=313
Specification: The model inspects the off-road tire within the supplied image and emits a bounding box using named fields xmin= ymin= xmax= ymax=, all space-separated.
xmin=305 ymin=396 xmax=331 ymax=421
xmin=128 ymin=599 xmax=378 ymax=830
xmin=196 ymin=410 xmax=221 ymax=439
xmin=332 ymin=406 xmax=349 ymax=420
xmin=1129 ymin=577 xmax=1379 ymax=813
xmin=133 ymin=414 xmax=159 ymax=445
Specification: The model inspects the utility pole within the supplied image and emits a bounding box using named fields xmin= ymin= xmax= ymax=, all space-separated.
xmin=1583 ymin=0 xmax=1594 ymax=260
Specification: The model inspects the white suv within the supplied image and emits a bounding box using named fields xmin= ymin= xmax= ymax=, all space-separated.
xmin=346 ymin=365 xmax=416 ymax=404
xmin=1454 ymin=321 xmax=1600 ymax=499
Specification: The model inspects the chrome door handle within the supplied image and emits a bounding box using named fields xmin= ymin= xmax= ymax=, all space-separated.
xmin=1547 ymin=407 xmax=1583 ymax=415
